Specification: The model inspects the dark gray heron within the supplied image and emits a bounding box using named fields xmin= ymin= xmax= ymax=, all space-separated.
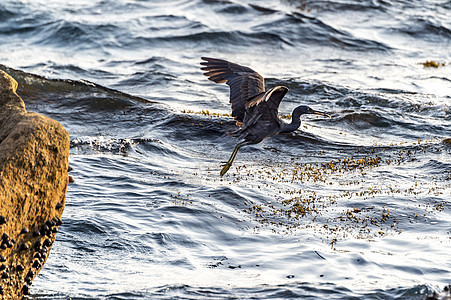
xmin=200 ymin=57 xmax=330 ymax=176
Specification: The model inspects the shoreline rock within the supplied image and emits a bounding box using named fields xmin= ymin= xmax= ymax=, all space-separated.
xmin=0 ymin=70 xmax=69 ymax=299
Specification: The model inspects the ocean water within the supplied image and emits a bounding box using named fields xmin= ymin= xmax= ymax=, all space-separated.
xmin=1 ymin=0 xmax=450 ymax=299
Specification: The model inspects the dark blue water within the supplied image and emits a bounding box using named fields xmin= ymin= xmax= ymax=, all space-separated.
xmin=1 ymin=0 xmax=450 ymax=299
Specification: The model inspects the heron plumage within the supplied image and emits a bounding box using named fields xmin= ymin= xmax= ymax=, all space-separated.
xmin=200 ymin=57 xmax=329 ymax=176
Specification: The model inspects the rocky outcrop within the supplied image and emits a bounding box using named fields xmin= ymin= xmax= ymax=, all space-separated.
xmin=0 ymin=70 xmax=69 ymax=299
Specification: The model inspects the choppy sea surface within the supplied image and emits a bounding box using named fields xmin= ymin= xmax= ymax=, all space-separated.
xmin=1 ymin=0 xmax=450 ymax=299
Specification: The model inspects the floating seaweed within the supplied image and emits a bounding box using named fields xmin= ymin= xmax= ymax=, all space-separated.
xmin=421 ymin=60 xmax=446 ymax=68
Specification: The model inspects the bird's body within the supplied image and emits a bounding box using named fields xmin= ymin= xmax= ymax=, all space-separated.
xmin=231 ymin=86 xmax=287 ymax=143
xmin=200 ymin=57 xmax=329 ymax=176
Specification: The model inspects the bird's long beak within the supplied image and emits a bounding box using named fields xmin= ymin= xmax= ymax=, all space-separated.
xmin=312 ymin=110 xmax=331 ymax=118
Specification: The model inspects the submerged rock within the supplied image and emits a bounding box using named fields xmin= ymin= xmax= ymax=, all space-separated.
xmin=0 ymin=70 xmax=69 ymax=299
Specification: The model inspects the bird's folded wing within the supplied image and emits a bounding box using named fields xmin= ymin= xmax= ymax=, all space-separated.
xmin=242 ymin=86 xmax=289 ymax=130
xmin=245 ymin=86 xmax=288 ymax=111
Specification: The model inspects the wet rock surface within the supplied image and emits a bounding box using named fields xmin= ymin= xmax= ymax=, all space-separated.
xmin=0 ymin=71 xmax=69 ymax=299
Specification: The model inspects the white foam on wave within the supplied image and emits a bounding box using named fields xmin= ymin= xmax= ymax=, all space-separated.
xmin=71 ymin=136 xmax=137 ymax=152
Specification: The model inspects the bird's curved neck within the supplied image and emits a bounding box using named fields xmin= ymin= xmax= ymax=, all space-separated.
xmin=280 ymin=117 xmax=301 ymax=133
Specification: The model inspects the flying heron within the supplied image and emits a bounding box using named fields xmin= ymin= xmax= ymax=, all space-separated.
xmin=200 ymin=57 xmax=330 ymax=176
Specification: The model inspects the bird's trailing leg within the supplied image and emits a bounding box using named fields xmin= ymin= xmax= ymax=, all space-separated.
xmin=220 ymin=141 xmax=247 ymax=177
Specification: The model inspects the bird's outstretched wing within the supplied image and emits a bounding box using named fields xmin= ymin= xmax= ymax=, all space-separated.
xmin=200 ymin=57 xmax=265 ymax=125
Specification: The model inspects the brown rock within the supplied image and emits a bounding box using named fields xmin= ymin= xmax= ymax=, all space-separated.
xmin=0 ymin=70 xmax=69 ymax=299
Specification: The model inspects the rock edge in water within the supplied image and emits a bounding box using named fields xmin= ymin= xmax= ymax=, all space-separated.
xmin=0 ymin=70 xmax=70 ymax=299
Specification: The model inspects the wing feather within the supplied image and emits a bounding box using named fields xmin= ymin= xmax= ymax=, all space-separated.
xmin=244 ymin=86 xmax=289 ymax=128
xmin=200 ymin=57 xmax=265 ymax=124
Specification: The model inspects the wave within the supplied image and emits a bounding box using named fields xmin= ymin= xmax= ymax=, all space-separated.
xmin=279 ymin=79 xmax=450 ymax=118
xmin=27 ymin=283 xmax=442 ymax=299
xmin=284 ymin=0 xmax=391 ymax=12
xmin=0 ymin=6 xmax=19 ymax=23
xmin=0 ymin=64 xmax=153 ymax=104
xmin=399 ymin=17 xmax=451 ymax=41
xmin=1 ymin=1 xmax=392 ymax=53
xmin=252 ymin=12 xmax=390 ymax=51
xmin=2 ymin=0 xmax=449 ymax=58
xmin=70 ymin=136 xmax=139 ymax=153
xmin=284 ymin=0 xmax=451 ymax=48
xmin=2 ymin=64 xmax=448 ymax=146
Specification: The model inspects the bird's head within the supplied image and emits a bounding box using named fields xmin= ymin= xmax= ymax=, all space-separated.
xmin=293 ymin=105 xmax=331 ymax=119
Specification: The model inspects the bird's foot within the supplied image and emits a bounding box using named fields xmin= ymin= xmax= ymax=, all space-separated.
xmin=220 ymin=162 xmax=232 ymax=177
